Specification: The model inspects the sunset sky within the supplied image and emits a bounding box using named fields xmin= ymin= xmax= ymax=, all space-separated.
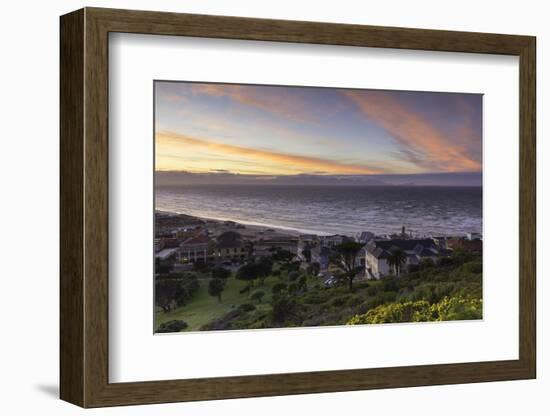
xmin=154 ymin=81 xmax=482 ymax=177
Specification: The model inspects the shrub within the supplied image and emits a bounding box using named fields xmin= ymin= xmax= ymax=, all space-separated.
xmin=347 ymin=296 xmax=482 ymax=325
xmin=157 ymin=320 xmax=188 ymax=333
xmin=250 ymin=290 xmax=265 ymax=303
xmin=331 ymin=295 xmax=351 ymax=308
xmin=438 ymin=256 xmax=454 ymax=267
xmin=462 ymin=261 xmax=483 ymax=274
xmin=211 ymin=266 xmax=231 ymax=280
xmin=301 ymin=291 xmax=332 ymax=304
xmin=270 ymin=294 xmax=298 ymax=324
xmin=419 ymin=258 xmax=435 ymax=269
xmin=288 ymin=271 xmax=300 ymax=281
xmin=346 ymin=295 xmax=362 ymax=307
xmin=288 ymin=282 xmax=299 ymax=295
xmin=239 ymin=303 xmax=256 ymax=312
xmin=272 ymin=282 xmax=287 ymax=295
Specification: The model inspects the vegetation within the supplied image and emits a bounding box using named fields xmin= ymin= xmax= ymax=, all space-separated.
xmin=157 ymin=320 xmax=188 ymax=333
xmin=155 ymin=274 xmax=199 ymax=312
xmin=347 ymin=296 xmax=482 ymax=324
xmin=155 ymin=247 xmax=482 ymax=333
xmin=387 ymin=249 xmax=407 ymax=276
xmin=250 ymin=290 xmax=265 ymax=303
xmin=208 ymin=278 xmax=226 ymax=302
xmin=211 ymin=266 xmax=231 ymax=280
xmin=329 ymin=241 xmax=364 ymax=291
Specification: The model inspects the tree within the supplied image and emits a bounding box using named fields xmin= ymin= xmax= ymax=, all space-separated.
xmin=208 ymin=278 xmax=226 ymax=303
xmin=306 ymin=262 xmax=320 ymax=277
xmin=250 ymin=290 xmax=265 ymax=303
xmin=256 ymin=257 xmax=273 ymax=285
xmin=302 ymin=243 xmax=312 ymax=262
xmin=330 ymin=241 xmax=364 ymax=291
xmin=271 ymin=248 xmax=294 ymax=264
xmin=211 ymin=266 xmax=231 ymax=280
xmin=236 ymin=259 xmax=272 ymax=286
xmin=387 ymin=249 xmax=407 ymax=276
xmin=270 ymin=293 xmax=298 ymax=324
xmin=155 ymin=277 xmax=200 ymax=312
xmin=271 ymin=282 xmax=287 ymax=296
xmin=297 ymin=275 xmax=308 ymax=292
xmin=236 ymin=263 xmax=260 ymax=286
xmin=288 ymin=271 xmax=300 ymax=281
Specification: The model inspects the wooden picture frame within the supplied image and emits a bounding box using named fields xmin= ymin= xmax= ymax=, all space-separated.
xmin=60 ymin=7 xmax=536 ymax=408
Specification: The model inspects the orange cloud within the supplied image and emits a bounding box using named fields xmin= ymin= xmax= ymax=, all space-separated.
xmin=156 ymin=131 xmax=385 ymax=175
xmin=191 ymin=84 xmax=318 ymax=124
xmin=343 ymin=90 xmax=481 ymax=172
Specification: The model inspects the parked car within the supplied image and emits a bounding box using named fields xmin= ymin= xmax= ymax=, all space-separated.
xmin=324 ymin=277 xmax=337 ymax=287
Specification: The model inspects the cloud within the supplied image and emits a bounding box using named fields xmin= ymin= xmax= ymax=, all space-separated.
xmin=191 ymin=84 xmax=318 ymax=124
xmin=156 ymin=131 xmax=385 ymax=175
xmin=343 ymin=90 xmax=481 ymax=172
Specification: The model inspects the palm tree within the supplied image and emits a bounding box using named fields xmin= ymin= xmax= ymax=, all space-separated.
xmin=330 ymin=241 xmax=364 ymax=291
xmin=387 ymin=249 xmax=407 ymax=277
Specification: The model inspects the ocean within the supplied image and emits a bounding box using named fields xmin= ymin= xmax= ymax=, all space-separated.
xmin=155 ymin=185 xmax=482 ymax=237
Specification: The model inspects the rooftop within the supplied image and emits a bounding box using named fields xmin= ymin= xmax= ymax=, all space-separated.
xmin=155 ymin=248 xmax=178 ymax=260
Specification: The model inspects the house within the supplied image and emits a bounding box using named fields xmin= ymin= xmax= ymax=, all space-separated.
xmin=154 ymin=238 xmax=164 ymax=253
xmin=297 ymin=234 xmax=319 ymax=262
xmin=365 ymin=238 xmax=444 ymax=279
xmin=467 ymin=232 xmax=482 ymax=241
xmin=179 ymin=232 xmax=213 ymax=263
xmin=356 ymin=231 xmax=375 ymax=244
xmin=319 ymin=234 xmax=347 ymax=248
xmin=155 ymin=247 xmax=179 ymax=273
xmin=310 ymin=245 xmax=331 ymax=271
xmin=253 ymin=237 xmax=298 ymax=258
xmin=161 ymin=237 xmax=180 ymax=249
xmin=215 ymin=231 xmax=249 ymax=262
xmin=446 ymin=236 xmax=482 ymax=253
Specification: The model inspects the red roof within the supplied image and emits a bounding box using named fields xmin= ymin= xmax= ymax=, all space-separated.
xmin=181 ymin=233 xmax=211 ymax=246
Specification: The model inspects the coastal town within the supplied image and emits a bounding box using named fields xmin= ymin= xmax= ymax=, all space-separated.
xmin=155 ymin=210 xmax=482 ymax=282
xmin=154 ymin=210 xmax=483 ymax=333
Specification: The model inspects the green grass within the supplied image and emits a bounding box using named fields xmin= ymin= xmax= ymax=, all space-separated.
xmin=155 ymin=275 xmax=280 ymax=332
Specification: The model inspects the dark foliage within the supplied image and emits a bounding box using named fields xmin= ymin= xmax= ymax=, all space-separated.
xmin=156 ymin=320 xmax=188 ymax=333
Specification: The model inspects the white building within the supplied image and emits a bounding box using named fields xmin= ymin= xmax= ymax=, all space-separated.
xmin=365 ymin=238 xmax=445 ymax=279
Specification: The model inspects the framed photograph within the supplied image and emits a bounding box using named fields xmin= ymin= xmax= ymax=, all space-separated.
xmin=60 ymin=7 xmax=536 ymax=408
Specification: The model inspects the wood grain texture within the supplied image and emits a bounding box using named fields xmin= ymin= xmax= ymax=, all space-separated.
xmin=59 ymin=8 xmax=84 ymax=407
xmin=59 ymin=7 xmax=537 ymax=408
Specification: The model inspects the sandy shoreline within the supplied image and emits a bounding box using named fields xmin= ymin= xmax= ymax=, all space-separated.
xmin=156 ymin=209 xmax=306 ymax=239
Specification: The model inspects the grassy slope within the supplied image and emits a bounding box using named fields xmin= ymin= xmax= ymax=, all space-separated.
xmin=156 ymin=255 xmax=482 ymax=331
xmin=155 ymin=275 xmax=280 ymax=332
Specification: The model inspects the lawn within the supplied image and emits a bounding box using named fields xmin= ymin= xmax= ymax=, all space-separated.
xmin=155 ymin=274 xmax=281 ymax=332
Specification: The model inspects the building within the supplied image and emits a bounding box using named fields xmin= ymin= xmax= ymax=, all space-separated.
xmin=155 ymin=247 xmax=179 ymax=273
xmin=154 ymin=238 xmax=164 ymax=253
xmin=356 ymin=231 xmax=375 ymax=244
xmin=297 ymin=234 xmax=319 ymax=262
xmin=319 ymin=234 xmax=347 ymax=248
xmin=446 ymin=236 xmax=482 ymax=253
xmin=174 ymin=226 xmax=202 ymax=241
xmin=161 ymin=237 xmax=180 ymax=249
xmin=467 ymin=232 xmax=482 ymax=241
xmin=365 ymin=238 xmax=445 ymax=279
xmin=310 ymin=245 xmax=331 ymax=271
xmin=215 ymin=231 xmax=249 ymax=262
xmin=386 ymin=225 xmax=414 ymax=240
xmin=179 ymin=233 xmax=213 ymax=263
xmin=253 ymin=237 xmax=298 ymax=258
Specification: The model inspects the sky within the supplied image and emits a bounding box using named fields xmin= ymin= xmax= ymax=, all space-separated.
xmin=154 ymin=81 xmax=482 ymax=183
